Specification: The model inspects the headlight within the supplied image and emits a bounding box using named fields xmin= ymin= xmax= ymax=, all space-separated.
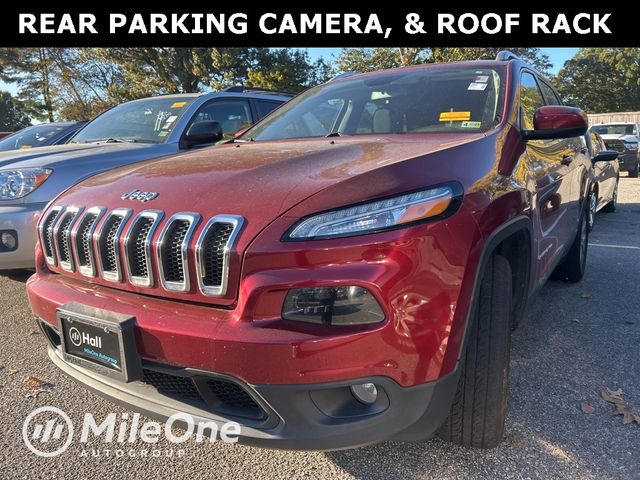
xmin=285 ymin=183 xmax=461 ymax=240
xmin=0 ymin=168 xmax=52 ymax=200
xmin=624 ymin=141 xmax=639 ymax=151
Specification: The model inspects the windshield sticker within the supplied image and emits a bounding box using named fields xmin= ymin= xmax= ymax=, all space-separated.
xmin=468 ymin=82 xmax=488 ymax=91
xmin=439 ymin=111 xmax=471 ymax=122
xmin=162 ymin=115 xmax=178 ymax=130
xmin=461 ymin=121 xmax=482 ymax=128
xmin=474 ymin=75 xmax=489 ymax=83
xmin=171 ymin=101 xmax=187 ymax=109
xmin=158 ymin=131 xmax=169 ymax=137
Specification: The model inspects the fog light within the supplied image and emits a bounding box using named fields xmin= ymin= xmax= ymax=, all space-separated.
xmin=350 ymin=383 xmax=378 ymax=405
xmin=1 ymin=231 xmax=17 ymax=250
xmin=282 ymin=286 xmax=385 ymax=325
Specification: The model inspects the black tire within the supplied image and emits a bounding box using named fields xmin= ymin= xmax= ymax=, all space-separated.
xmin=629 ymin=163 xmax=639 ymax=178
xmin=438 ymin=255 xmax=512 ymax=449
xmin=602 ymin=180 xmax=618 ymax=213
xmin=552 ymin=204 xmax=589 ymax=282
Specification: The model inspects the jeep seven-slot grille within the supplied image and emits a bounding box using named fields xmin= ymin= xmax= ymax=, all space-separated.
xmin=99 ymin=216 xmax=124 ymax=273
xmin=41 ymin=206 xmax=242 ymax=296
xmin=129 ymin=217 xmax=154 ymax=277
xmin=161 ymin=220 xmax=190 ymax=283
xmin=77 ymin=213 xmax=98 ymax=268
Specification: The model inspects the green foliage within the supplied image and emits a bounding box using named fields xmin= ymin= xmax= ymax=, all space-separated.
xmin=556 ymin=48 xmax=640 ymax=113
xmin=336 ymin=48 xmax=551 ymax=74
xmin=0 ymin=48 xmax=330 ymax=121
xmin=0 ymin=91 xmax=31 ymax=130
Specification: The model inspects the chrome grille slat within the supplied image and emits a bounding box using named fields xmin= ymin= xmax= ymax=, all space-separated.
xmin=53 ymin=206 xmax=83 ymax=272
xmin=39 ymin=206 xmax=63 ymax=266
xmin=124 ymin=210 xmax=163 ymax=287
xmin=157 ymin=213 xmax=201 ymax=292
xmin=195 ymin=215 xmax=244 ymax=296
xmin=71 ymin=207 xmax=106 ymax=277
xmin=95 ymin=208 xmax=132 ymax=282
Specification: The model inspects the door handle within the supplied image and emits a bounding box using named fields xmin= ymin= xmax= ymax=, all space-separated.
xmin=561 ymin=155 xmax=573 ymax=166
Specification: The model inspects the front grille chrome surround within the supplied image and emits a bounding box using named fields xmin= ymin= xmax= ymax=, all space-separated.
xmin=123 ymin=210 xmax=164 ymax=287
xmin=156 ymin=213 xmax=201 ymax=292
xmin=71 ymin=207 xmax=106 ymax=278
xmin=95 ymin=208 xmax=132 ymax=282
xmin=195 ymin=215 xmax=244 ymax=296
xmin=52 ymin=206 xmax=84 ymax=272
xmin=39 ymin=206 xmax=63 ymax=266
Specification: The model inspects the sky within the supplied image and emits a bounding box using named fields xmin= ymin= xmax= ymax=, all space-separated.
xmin=0 ymin=47 xmax=578 ymax=96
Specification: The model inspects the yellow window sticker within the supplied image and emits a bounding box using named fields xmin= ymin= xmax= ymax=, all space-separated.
xmin=171 ymin=101 xmax=187 ymax=108
xmin=20 ymin=145 xmax=33 ymax=149
xmin=439 ymin=111 xmax=471 ymax=122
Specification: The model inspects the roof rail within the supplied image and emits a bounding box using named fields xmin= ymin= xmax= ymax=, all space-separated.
xmin=329 ymin=72 xmax=359 ymax=82
xmin=495 ymin=50 xmax=520 ymax=62
xmin=222 ymin=85 xmax=295 ymax=97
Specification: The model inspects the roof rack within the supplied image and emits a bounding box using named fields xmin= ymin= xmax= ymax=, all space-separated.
xmin=222 ymin=86 xmax=295 ymax=97
xmin=495 ymin=50 xmax=520 ymax=62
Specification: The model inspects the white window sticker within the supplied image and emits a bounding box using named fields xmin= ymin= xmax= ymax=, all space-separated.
xmin=474 ymin=75 xmax=489 ymax=83
xmin=461 ymin=121 xmax=482 ymax=129
xmin=468 ymin=82 xmax=488 ymax=91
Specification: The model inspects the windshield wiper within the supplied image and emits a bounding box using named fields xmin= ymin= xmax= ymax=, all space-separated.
xmin=325 ymin=132 xmax=342 ymax=138
xmin=76 ymin=137 xmax=138 ymax=144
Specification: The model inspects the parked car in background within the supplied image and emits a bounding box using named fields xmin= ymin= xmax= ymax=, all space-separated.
xmin=591 ymin=122 xmax=640 ymax=177
xmin=28 ymin=52 xmax=593 ymax=450
xmin=584 ymin=130 xmax=619 ymax=230
xmin=0 ymin=87 xmax=291 ymax=269
xmin=0 ymin=121 xmax=85 ymax=152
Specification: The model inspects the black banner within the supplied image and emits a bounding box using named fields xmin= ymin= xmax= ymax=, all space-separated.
xmin=0 ymin=6 xmax=637 ymax=47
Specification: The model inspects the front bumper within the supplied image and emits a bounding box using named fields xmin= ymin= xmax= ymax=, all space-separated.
xmin=43 ymin=339 xmax=458 ymax=450
xmin=0 ymin=203 xmax=46 ymax=269
xmin=617 ymin=152 xmax=639 ymax=171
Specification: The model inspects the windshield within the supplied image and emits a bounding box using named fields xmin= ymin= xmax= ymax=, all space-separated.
xmin=243 ymin=66 xmax=505 ymax=141
xmin=70 ymin=97 xmax=195 ymax=144
xmin=593 ymin=124 xmax=637 ymax=136
xmin=0 ymin=124 xmax=68 ymax=151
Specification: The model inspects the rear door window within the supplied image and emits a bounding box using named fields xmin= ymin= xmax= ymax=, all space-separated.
xmin=256 ymin=100 xmax=282 ymax=119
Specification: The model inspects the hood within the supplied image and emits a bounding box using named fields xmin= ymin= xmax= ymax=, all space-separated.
xmin=600 ymin=133 xmax=637 ymax=142
xmin=0 ymin=142 xmax=162 ymax=170
xmin=58 ymin=133 xmax=484 ymax=234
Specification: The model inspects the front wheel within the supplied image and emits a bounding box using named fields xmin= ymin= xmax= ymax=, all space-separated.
xmin=629 ymin=163 xmax=639 ymax=178
xmin=438 ymin=255 xmax=512 ymax=449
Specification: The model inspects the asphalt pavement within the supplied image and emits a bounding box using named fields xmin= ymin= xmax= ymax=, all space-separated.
xmin=1 ymin=178 xmax=639 ymax=480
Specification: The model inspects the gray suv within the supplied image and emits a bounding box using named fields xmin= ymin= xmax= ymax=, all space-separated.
xmin=0 ymin=88 xmax=290 ymax=269
xmin=591 ymin=122 xmax=640 ymax=177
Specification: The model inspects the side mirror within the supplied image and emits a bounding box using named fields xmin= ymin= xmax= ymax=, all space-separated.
xmin=181 ymin=120 xmax=223 ymax=148
xmin=522 ymin=106 xmax=588 ymax=141
xmin=592 ymin=150 xmax=619 ymax=162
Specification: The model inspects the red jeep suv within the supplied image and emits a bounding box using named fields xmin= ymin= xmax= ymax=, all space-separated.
xmin=28 ymin=52 xmax=594 ymax=450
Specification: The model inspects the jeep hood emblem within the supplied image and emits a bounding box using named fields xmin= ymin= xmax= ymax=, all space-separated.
xmin=121 ymin=189 xmax=159 ymax=202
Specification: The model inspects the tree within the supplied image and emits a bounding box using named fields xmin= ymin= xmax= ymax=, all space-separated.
xmin=0 ymin=91 xmax=31 ymax=130
xmin=556 ymin=48 xmax=640 ymax=113
xmin=336 ymin=47 xmax=551 ymax=74
xmin=0 ymin=48 xmax=57 ymax=121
